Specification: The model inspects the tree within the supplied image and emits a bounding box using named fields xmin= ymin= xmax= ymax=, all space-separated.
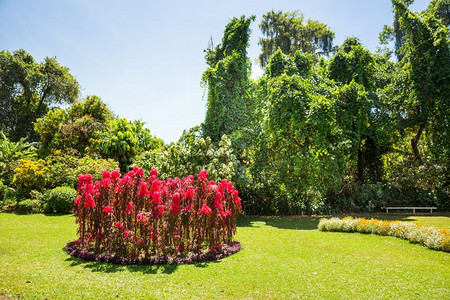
xmin=329 ymin=38 xmax=394 ymax=183
xmin=34 ymin=95 xmax=112 ymax=156
xmin=392 ymin=0 xmax=450 ymax=164
xmin=202 ymin=15 xmax=255 ymax=143
xmin=0 ymin=49 xmax=79 ymax=141
xmin=258 ymin=10 xmax=335 ymax=67
xmin=92 ymin=118 xmax=163 ymax=172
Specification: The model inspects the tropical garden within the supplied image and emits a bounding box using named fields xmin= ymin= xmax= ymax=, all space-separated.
xmin=0 ymin=0 xmax=449 ymax=298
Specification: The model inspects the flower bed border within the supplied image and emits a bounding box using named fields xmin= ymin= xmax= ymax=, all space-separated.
xmin=65 ymin=240 xmax=242 ymax=265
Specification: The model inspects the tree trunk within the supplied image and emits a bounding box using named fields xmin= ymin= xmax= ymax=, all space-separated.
xmin=411 ymin=123 xmax=425 ymax=162
xmin=357 ymin=143 xmax=365 ymax=184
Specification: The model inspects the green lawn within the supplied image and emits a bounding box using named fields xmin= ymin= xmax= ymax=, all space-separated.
xmin=0 ymin=213 xmax=449 ymax=299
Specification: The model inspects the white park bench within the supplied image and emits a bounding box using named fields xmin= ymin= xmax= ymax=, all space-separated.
xmin=381 ymin=206 xmax=437 ymax=214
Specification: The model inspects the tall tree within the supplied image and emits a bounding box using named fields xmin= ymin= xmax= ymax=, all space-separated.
xmin=392 ymin=0 xmax=450 ymax=163
xmin=0 ymin=49 xmax=80 ymax=141
xmin=202 ymin=15 xmax=255 ymax=142
xmin=258 ymin=10 xmax=335 ymax=67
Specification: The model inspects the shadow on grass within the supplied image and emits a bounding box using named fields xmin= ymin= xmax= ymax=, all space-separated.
xmin=64 ymin=251 xmax=221 ymax=274
xmin=237 ymin=216 xmax=321 ymax=230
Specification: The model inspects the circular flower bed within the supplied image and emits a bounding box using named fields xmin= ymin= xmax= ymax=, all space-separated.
xmin=65 ymin=240 xmax=241 ymax=265
xmin=67 ymin=167 xmax=242 ymax=265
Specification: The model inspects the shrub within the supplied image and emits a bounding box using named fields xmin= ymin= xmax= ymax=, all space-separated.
xmin=73 ymin=166 xmax=241 ymax=258
xmin=318 ymin=217 xmax=450 ymax=253
xmin=12 ymin=159 xmax=49 ymax=198
xmin=133 ymin=126 xmax=237 ymax=183
xmin=45 ymin=186 xmax=77 ymax=214
xmin=17 ymin=199 xmax=42 ymax=213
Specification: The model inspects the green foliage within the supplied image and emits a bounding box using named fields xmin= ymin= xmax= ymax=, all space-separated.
xmin=44 ymin=186 xmax=77 ymax=214
xmin=133 ymin=126 xmax=238 ymax=182
xmin=0 ymin=49 xmax=79 ymax=141
xmin=45 ymin=152 xmax=119 ymax=189
xmin=258 ymin=10 xmax=335 ymax=67
xmin=34 ymin=95 xmax=112 ymax=156
xmin=12 ymin=159 xmax=49 ymax=199
xmin=0 ymin=132 xmax=36 ymax=185
xmin=392 ymin=0 xmax=450 ymax=164
xmin=203 ymin=15 xmax=255 ymax=143
xmin=17 ymin=199 xmax=42 ymax=213
xmin=92 ymin=118 xmax=162 ymax=172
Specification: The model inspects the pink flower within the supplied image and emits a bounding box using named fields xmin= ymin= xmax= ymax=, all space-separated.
xmin=185 ymin=186 xmax=194 ymax=200
xmin=85 ymin=174 xmax=93 ymax=183
xmin=170 ymin=203 xmax=180 ymax=215
xmin=198 ymin=169 xmax=208 ymax=181
xmin=183 ymin=204 xmax=192 ymax=213
xmin=214 ymin=192 xmax=223 ymax=211
xmin=150 ymin=168 xmax=158 ymax=176
xmin=199 ymin=204 xmax=212 ymax=215
xmin=101 ymin=178 xmax=111 ymax=188
xmin=151 ymin=191 xmax=162 ymax=204
xmin=172 ymin=193 xmax=181 ymax=205
xmin=137 ymin=182 xmax=148 ymax=197
xmin=103 ymin=205 xmax=113 ymax=213
xmin=102 ymin=171 xmax=111 ymax=179
xmin=74 ymin=196 xmax=81 ymax=207
xmin=154 ymin=205 xmax=165 ymax=217
xmin=125 ymin=202 xmax=134 ymax=214
xmin=124 ymin=230 xmax=130 ymax=238
xmin=78 ymin=174 xmax=86 ymax=185
xmin=84 ymin=193 xmax=96 ymax=208
xmin=137 ymin=212 xmax=143 ymax=221
xmin=221 ymin=210 xmax=232 ymax=218
xmin=111 ymin=170 xmax=120 ymax=180
xmin=114 ymin=222 xmax=125 ymax=230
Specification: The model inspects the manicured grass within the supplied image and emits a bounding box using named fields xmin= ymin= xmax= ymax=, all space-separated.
xmin=0 ymin=213 xmax=449 ymax=299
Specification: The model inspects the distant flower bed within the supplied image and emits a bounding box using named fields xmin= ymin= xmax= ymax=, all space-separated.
xmin=66 ymin=167 xmax=242 ymax=264
xmin=318 ymin=217 xmax=450 ymax=253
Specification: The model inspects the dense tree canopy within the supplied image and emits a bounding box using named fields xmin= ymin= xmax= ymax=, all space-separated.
xmin=258 ymin=10 xmax=335 ymax=67
xmin=0 ymin=49 xmax=79 ymax=141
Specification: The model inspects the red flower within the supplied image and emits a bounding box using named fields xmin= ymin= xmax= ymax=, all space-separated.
xmin=198 ymin=169 xmax=208 ymax=181
xmin=199 ymin=204 xmax=212 ymax=215
xmin=74 ymin=196 xmax=81 ymax=207
xmin=102 ymin=171 xmax=111 ymax=179
xmin=101 ymin=178 xmax=111 ymax=188
xmin=111 ymin=170 xmax=120 ymax=180
xmin=150 ymin=168 xmax=158 ymax=176
xmin=183 ymin=204 xmax=192 ymax=213
xmin=214 ymin=192 xmax=223 ymax=212
xmin=124 ymin=230 xmax=131 ymax=238
xmin=172 ymin=193 xmax=181 ymax=205
xmin=103 ymin=205 xmax=113 ymax=213
xmin=221 ymin=210 xmax=232 ymax=219
xmin=151 ymin=191 xmax=162 ymax=204
xmin=84 ymin=193 xmax=96 ymax=208
xmin=170 ymin=203 xmax=180 ymax=215
xmin=154 ymin=205 xmax=165 ymax=217
xmin=85 ymin=174 xmax=93 ymax=183
xmin=137 ymin=212 xmax=143 ymax=221
xmin=114 ymin=222 xmax=125 ymax=230
xmin=137 ymin=182 xmax=148 ymax=197
xmin=125 ymin=202 xmax=134 ymax=214
xmin=185 ymin=186 xmax=194 ymax=200
xmin=78 ymin=174 xmax=86 ymax=185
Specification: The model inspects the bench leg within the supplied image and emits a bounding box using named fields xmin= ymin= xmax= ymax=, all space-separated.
xmin=413 ymin=208 xmax=415 ymax=214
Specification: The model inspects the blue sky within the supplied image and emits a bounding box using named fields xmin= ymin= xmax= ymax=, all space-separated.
xmin=0 ymin=0 xmax=429 ymax=143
